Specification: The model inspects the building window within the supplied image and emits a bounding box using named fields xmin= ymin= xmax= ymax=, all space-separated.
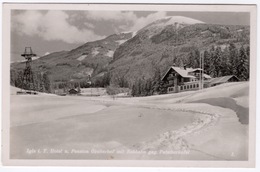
xmin=169 ymin=87 xmax=175 ymax=92
xmin=187 ymin=85 xmax=189 ymax=89
xmin=180 ymin=86 xmax=183 ymax=90
xmin=197 ymin=84 xmax=199 ymax=87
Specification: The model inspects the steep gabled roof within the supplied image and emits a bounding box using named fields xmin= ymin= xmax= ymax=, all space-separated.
xmin=162 ymin=66 xmax=206 ymax=80
xmin=172 ymin=67 xmax=196 ymax=78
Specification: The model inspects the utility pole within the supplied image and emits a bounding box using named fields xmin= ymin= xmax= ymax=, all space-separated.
xmin=21 ymin=47 xmax=36 ymax=91
xmin=202 ymin=51 xmax=204 ymax=89
xmin=200 ymin=51 xmax=204 ymax=90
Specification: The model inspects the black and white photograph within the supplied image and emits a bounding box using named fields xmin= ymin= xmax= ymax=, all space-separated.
xmin=1 ymin=3 xmax=257 ymax=167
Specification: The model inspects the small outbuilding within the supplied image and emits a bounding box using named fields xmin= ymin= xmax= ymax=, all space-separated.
xmin=68 ymin=88 xmax=78 ymax=95
xmin=208 ymin=75 xmax=239 ymax=87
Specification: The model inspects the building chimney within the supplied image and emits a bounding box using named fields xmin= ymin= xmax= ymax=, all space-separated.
xmin=184 ymin=65 xmax=187 ymax=70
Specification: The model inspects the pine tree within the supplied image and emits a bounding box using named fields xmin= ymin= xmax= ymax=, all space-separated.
xmin=246 ymin=46 xmax=250 ymax=79
xmin=10 ymin=70 xmax=17 ymax=86
xmin=102 ymin=71 xmax=111 ymax=87
xmin=194 ymin=49 xmax=201 ymax=68
xmin=178 ymin=58 xmax=184 ymax=68
xmin=143 ymin=78 xmax=153 ymax=96
xmin=203 ymin=50 xmax=211 ymax=75
xmin=137 ymin=79 xmax=142 ymax=96
xmin=237 ymin=46 xmax=249 ymax=80
xmin=209 ymin=46 xmax=216 ymax=77
xmin=15 ymin=71 xmax=24 ymax=89
xmin=42 ymin=72 xmax=51 ymax=93
xmin=39 ymin=72 xmax=45 ymax=92
xmin=220 ymin=47 xmax=230 ymax=76
xmin=228 ymin=43 xmax=238 ymax=75
xmin=131 ymin=83 xmax=136 ymax=96
xmin=152 ymin=67 xmax=161 ymax=94
xmin=214 ymin=46 xmax=222 ymax=77
xmin=187 ymin=50 xmax=195 ymax=68
xmin=246 ymin=46 xmax=250 ymax=58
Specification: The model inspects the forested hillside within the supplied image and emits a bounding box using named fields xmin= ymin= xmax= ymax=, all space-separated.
xmin=10 ymin=16 xmax=250 ymax=95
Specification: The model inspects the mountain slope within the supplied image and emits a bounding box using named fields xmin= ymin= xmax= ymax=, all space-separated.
xmin=11 ymin=32 xmax=133 ymax=83
xmin=11 ymin=16 xmax=250 ymax=88
xmin=109 ymin=22 xmax=249 ymax=84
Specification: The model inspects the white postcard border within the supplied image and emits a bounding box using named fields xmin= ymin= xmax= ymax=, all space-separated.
xmin=1 ymin=3 xmax=257 ymax=167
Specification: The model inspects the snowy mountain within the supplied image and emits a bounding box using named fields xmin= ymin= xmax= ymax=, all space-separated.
xmin=110 ymin=17 xmax=249 ymax=84
xmin=138 ymin=16 xmax=204 ymax=38
xmin=11 ymin=16 xmax=249 ymax=87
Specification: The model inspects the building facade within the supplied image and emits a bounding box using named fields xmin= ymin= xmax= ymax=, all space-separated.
xmin=162 ymin=66 xmax=239 ymax=94
xmin=161 ymin=66 xmax=211 ymax=93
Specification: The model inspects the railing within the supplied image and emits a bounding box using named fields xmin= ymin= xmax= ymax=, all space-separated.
xmin=167 ymin=81 xmax=201 ymax=93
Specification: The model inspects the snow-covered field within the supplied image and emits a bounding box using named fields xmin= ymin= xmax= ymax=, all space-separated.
xmin=10 ymin=82 xmax=249 ymax=160
xmin=80 ymin=87 xmax=107 ymax=96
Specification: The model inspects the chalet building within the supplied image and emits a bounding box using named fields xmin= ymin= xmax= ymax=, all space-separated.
xmin=161 ymin=66 xmax=211 ymax=93
xmin=162 ymin=66 xmax=239 ymax=94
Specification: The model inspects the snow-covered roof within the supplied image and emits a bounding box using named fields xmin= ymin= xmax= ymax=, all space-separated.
xmin=188 ymin=68 xmax=203 ymax=72
xmin=161 ymin=66 xmax=212 ymax=81
xmin=209 ymin=75 xmax=239 ymax=85
xmin=171 ymin=67 xmax=197 ymax=78
xmin=162 ymin=66 xmax=205 ymax=80
xmin=203 ymin=73 xmax=212 ymax=79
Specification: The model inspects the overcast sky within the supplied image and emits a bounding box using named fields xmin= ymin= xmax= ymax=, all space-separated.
xmin=11 ymin=10 xmax=250 ymax=62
